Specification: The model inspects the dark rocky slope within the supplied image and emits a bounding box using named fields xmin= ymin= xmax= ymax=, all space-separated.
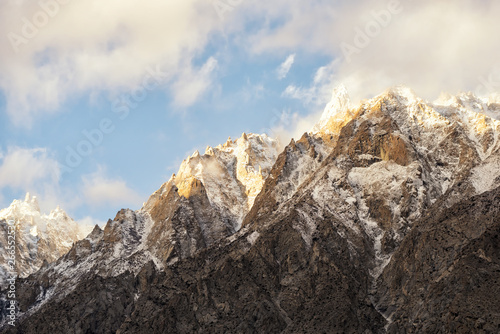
xmin=6 ymin=184 xmax=499 ymax=334
xmin=375 ymin=186 xmax=500 ymax=333
xmin=5 ymin=189 xmax=385 ymax=333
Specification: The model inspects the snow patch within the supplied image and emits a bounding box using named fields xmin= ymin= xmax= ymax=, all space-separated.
xmin=292 ymin=209 xmax=317 ymax=248
xmin=246 ymin=231 xmax=260 ymax=245
xmin=470 ymin=157 xmax=500 ymax=194
xmin=29 ymin=225 xmax=38 ymax=237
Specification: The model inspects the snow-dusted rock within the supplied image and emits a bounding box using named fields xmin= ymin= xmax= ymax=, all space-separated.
xmin=0 ymin=193 xmax=92 ymax=286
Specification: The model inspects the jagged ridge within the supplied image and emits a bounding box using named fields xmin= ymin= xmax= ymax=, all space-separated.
xmin=0 ymin=193 xmax=92 ymax=286
xmin=2 ymin=86 xmax=500 ymax=333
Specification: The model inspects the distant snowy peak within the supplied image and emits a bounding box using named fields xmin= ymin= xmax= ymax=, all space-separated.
xmin=48 ymin=205 xmax=71 ymax=221
xmin=24 ymin=192 xmax=40 ymax=212
xmin=0 ymin=192 xmax=40 ymax=219
xmin=0 ymin=193 xmax=92 ymax=280
xmin=0 ymin=193 xmax=90 ymax=234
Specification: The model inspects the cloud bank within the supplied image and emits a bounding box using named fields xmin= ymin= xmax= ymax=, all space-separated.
xmin=0 ymin=0 xmax=221 ymax=126
xmin=243 ymin=0 xmax=500 ymax=104
xmin=0 ymin=147 xmax=142 ymax=221
xmin=2 ymin=0 xmax=498 ymax=127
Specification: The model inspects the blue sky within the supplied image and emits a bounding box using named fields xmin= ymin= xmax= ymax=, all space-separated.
xmin=1 ymin=0 xmax=499 ymax=226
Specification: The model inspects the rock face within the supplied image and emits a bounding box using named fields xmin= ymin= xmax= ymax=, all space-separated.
xmin=0 ymin=194 xmax=92 ymax=286
xmin=375 ymin=186 xmax=500 ymax=333
xmin=1 ymin=87 xmax=500 ymax=333
xmin=143 ymin=132 xmax=279 ymax=263
xmin=158 ymin=133 xmax=280 ymax=230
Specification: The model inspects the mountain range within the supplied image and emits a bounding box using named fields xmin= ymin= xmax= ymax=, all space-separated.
xmin=1 ymin=86 xmax=500 ymax=333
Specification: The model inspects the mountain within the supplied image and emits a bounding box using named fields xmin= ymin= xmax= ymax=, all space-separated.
xmin=1 ymin=87 xmax=499 ymax=333
xmin=0 ymin=193 xmax=93 ymax=287
xmin=144 ymin=132 xmax=279 ymax=262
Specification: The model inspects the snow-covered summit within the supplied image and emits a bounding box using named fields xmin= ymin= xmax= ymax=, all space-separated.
xmin=147 ymin=133 xmax=279 ymax=230
xmin=1 ymin=192 xmax=40 ymax=218
xmin=0 ymin=193 xmax=93 ymax=284
xmin=313 ymin=84 xmax=352 ymax=134
xmin=312 ymin=86 xmax=500 ymax=154
xmin=15 ymin=133 xmax=280 ymax=304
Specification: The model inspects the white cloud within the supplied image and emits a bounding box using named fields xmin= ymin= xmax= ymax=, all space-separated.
xmin=0 ymin=147 xmax=142 ymax=225
xmin=0 ymin=0 xmax=222 ymax=127
xmin=242 ymin=0 xmax=500 ymax=102
xmin=269 ymin=109 xmax=324 ymax=148
xmin=268 ymin=0 xmax=500 ymax=152
xmin=0 ymin=146 xmax=69 ymax=214
xmin=171 ymin=57 xmax=218 ymax=107
xmin=276 ymin=54 xmax=295 ymax=80
xmin=283 ymin=60 xmax=340 ymax=107
xmin=0 ymin=147 xmax=60 ymax=190
xmin=82 ymin=167 xmax=143 ymax=209
xmin=2 ymin=0 xmax=499 ymax=128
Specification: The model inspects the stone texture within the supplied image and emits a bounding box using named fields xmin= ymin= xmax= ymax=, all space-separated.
xmin=375 ymin=186 xmax=500 ymax=333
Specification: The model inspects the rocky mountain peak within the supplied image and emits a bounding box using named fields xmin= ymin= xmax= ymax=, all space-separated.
xmin=0 ymin=194 xmax=92 ymax=285
xmin=379 ymin=85 xmax=420 ymax=105
xmin=15 ymin=192 xmax=40 ymax=213
xmin=86 ymin=224 xmax=103 ymax=243
xmin=329 ymin=83 xmax=350 ymax=110
xmin=313 ymin=84 xmax=353 ymax=135
xmin=157 ymin=132 xmax=279 ymax=230
xmin=48 ymin=205 xmax=70 ymax=221
xmin=205 ymin=145 xmax=214 ymax=156
xmin=224 ymin=136 xmax=232 ymax=147
xmin=191 ymin=150 xmax=200 ymax=158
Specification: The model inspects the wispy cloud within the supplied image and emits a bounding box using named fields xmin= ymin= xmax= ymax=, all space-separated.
xmin=0 ymin=147 xmax=141 ymax=224
xmin=171 ymin=57 xmax=218 ymax=107
xmin=81 ymin=167 xmax=143 ymax=209
xmin=276 ymin=54 xmax=296 ymax=80
xmin=282 ymin=60 xmax=339 ymax=107
xmin=0 ymin=147 xmax=60 ymax=191
xmin=0 ymin=146 xmax=67 ymax=214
